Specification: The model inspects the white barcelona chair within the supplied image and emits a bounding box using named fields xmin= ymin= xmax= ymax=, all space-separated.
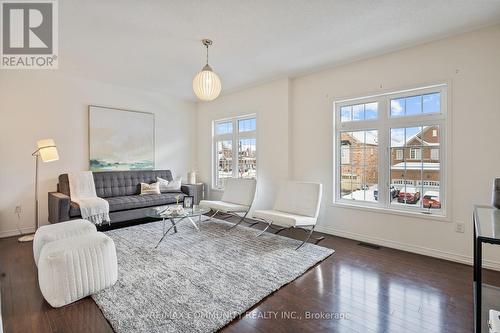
xmin=253 ymin=181 xmax=324 ymax=250
xmin=199 ymin=178 xmax=257 ymax=229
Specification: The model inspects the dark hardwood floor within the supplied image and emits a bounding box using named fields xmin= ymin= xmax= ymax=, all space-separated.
xmin=1 ymin=216 xmax=498 ymax=333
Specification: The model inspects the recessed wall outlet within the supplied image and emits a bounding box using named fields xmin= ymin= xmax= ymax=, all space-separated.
xmin=14 ymin=206 xmax=22 ymax=214
xmin=455 ymin=222 xmax=465 ymax=233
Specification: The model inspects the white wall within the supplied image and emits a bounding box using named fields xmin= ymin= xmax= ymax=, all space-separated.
xmin=292 ymin=25 xmax=500 ymax=268
xmin=197 ymin=78 xmax=290 ymax=212
xmin=0 ymin=71 xmax=197 ymax=237
xmin=196 ymin=25 xmax=500 ymax=269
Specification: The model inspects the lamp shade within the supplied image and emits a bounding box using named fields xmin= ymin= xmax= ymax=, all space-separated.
xmin=37 ymin=139 xmax=59 ymax=162
xmin=192 ymin=64 xmax=222 ymax=101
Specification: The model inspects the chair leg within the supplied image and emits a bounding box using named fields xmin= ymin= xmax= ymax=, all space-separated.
xmin=313 ymin=235 xmax=325 ymax=245
xmin=296 ymin=225 xmax=316 ymax=250
xmin=229 ymin=211 xmax=248 ymax=229
xmin=256 ymin=220 xmax=273 ymax=237
xmin=219 ymin=213 xmax=233 ymax=220
xmin=246 ymin=221 xmax=259 ymax=228
xmin=206 ymin=210 xmax=219 ymax=222
xmin=274 ymin=227 xmax=287 ymax=235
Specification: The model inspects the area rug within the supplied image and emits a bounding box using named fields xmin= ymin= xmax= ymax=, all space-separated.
xmin=92 ymin=218 xmax=334 ymax=333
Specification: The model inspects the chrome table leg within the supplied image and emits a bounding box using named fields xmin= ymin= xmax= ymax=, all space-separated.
xmin=187 ymin=216 xmax=200 ymax=231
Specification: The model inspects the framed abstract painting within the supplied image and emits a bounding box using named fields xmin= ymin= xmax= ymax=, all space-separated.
xmin=89 ymin=106 xmax=155 ymax=171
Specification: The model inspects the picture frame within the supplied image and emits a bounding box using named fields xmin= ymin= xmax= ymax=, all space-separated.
xmin=88 ymin=105 xmax=155 ymax=172
xmin=183 ymin=196 xmax=194 ymax=209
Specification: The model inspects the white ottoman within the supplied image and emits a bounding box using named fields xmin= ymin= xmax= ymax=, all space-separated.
xmin=38 ymin=232 xmax=118 ymax=308
xmin=33 ymin=219 xmax=96 ymax=267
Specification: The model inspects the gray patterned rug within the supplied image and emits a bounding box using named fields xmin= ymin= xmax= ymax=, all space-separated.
xmin=92 ymin=218 xmax=334 ymax=333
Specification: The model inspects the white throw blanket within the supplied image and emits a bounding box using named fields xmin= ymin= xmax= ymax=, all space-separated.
xmin=68 ymin=171 xmax=110 ymax=225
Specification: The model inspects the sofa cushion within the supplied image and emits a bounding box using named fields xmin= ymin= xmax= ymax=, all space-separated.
xmin=70 ymin=193 xmax=185 ymax=217
xmin=199 ymin=200 xmax=249 ymax=213
xmin=253 ymin=209 xmax=317 ymax=227
xmin=59 ymin=170 xmax=174 ymax=198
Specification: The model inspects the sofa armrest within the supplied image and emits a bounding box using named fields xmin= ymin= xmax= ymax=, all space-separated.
xmin=48 ymin=192 xmax=71 ymax=223
xmin=181 ymin=184 xmax=204 ymax=205
xmin=181 ymin=184 xmax=196 ymax=196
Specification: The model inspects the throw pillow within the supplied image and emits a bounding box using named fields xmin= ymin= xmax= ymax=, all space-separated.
xmin=157 ymin=177 xmax=170 ymax=192
xmin=140 ymin=182 xmax=160 ymax=195
xmin=157 ymin=177 xmax=182 ymax=192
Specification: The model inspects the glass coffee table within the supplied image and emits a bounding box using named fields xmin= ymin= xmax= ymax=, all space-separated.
xmin=146 ymin=205 xmax=210 ymax=248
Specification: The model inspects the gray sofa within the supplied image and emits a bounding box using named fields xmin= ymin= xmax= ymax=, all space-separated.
xmin=48 ymin=170 xmax=198 ymax=225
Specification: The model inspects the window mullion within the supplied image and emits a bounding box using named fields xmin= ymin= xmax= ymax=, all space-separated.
xmin=215 ymin=133 xmax=233 ymax=141
xmin=232 ymin=119 xmax=238 ymax=178
xmin=213 ymin=139 xmax=217 ymax=188
xmin=378 ymin=97 xmax=389 ymax=209
xmin=421 ymin=126 xmax=425 ymax=209
xmin=440 ymin=120 xmax=446 ymax=214
xmin=237 ymin=132 xmax=256 ymax=139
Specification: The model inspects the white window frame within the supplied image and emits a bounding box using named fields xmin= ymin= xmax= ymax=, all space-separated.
xmin=341 ymin=144 xmax=350 ymax=164
xmin=333 ymin=84 xmax=449 ymax=218
xmin=395 ymin=149 xmax=403 ymax=160
xmin=410 ymin=148 xmax=421 ymax=160
xmin=212 ymin=114 xmax=257 ymax=190
xmin=431 ymin=148 xmax=439 ymax=161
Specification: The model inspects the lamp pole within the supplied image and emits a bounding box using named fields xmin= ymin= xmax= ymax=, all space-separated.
xmin=19 ymin=141 xmax=58 ymax=242
xmin=18 ymin=152 xmax=40 ymax=242
xmin=35 ymin=151 xmax=39 ymax=231
xmin=18 ymin=148 xmax=46 ymax=242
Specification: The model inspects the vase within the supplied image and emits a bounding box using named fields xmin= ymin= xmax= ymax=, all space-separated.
xmin=493 ymin=178 xmax=500 ymax=209
xmin=187 ymin=171 xmax=196 ymax=184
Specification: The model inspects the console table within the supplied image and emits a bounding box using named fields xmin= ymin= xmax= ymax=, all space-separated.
xmin=473 ymin=205 xmax=500 ymax=332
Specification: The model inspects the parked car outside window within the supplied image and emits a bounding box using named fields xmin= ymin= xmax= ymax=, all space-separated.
xmin=423 ymin=191 xmax=441 ymax=208
xmin=398 ymin=188 xmax=420 ymax=204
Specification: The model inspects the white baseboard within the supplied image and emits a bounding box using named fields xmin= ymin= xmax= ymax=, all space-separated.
xmin=315 ymin=224 xmax=500 ymax=271
xmin=0 ymin=227 xmax=35 ymax=239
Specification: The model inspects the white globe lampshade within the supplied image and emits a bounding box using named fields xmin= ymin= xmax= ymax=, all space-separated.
xmin=192 ymin=64 xmax=222 ymax=101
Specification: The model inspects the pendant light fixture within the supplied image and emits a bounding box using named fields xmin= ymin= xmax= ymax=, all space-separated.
xmin=192 ymin=39 xmax=222 ymax=101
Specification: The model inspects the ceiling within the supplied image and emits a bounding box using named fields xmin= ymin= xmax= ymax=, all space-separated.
xmin=60 ymin=0 xmax=500 ymax=100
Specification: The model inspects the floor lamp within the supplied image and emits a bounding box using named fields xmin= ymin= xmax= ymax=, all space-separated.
xmin=18 ymin=139 xmax=59 ymax=242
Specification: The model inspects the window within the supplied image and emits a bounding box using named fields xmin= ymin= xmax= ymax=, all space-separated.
xmin=431 ymin=148 xmax=439 ymax=161
xmin=215 ymin=121 xmax=233 ymax=135
xmin=213 ymin=115 xmax=256 ymax=189
xmin=340 ymin=130 xmax=378 ymax=202
xmin=390 ymin=92 xmax=440 ymax=117
xmin=215 ymin=140 xmax=232 ymax=188
xmin=335 ymin=84 xmax=447 ymax=215
xmin=341 ymin=144 xmax=350 ymax=164
xmin=410 ymin=148 xmax=421 ymax=160
xmin=395 ymin=149 xmax=403 ymax=160
xmin=341 ymin=102 xmax=378 ymax=122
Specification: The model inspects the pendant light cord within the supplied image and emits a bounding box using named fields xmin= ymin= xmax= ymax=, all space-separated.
xmin=206 ymin=44 xmax=209 ymax=65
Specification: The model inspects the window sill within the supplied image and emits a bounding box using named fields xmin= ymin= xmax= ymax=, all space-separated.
xmin=329 ymin=201 xmax=450 ymax=223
